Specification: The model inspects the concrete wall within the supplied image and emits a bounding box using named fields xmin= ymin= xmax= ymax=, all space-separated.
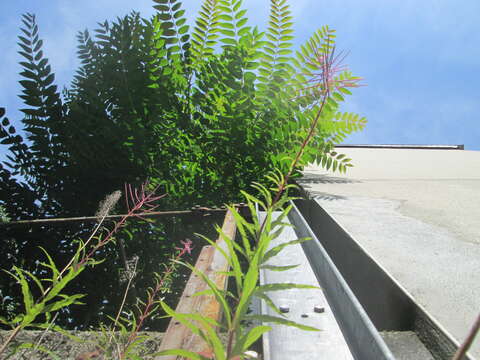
xmin=300 ymin=147 xmax=480 ymax=358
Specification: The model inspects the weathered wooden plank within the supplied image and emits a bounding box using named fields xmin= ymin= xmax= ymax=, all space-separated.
xmin=157 ymin=209 xmax=237 ymax=359
xmin=156 ymin=245 xmax=215 ymax=359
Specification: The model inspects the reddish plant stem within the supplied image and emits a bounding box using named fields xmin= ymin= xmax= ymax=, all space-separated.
xmin=237 ymin=44 xmax=339 ymax=359
xmin=276 ymin=94 xmax=328 ymax=202
xmin=120 ymin=240 xmax=192 ymax=358
xmin=255 ymin=46 xmax=334 ymax=242
xmin=452 ymin=313 xmax=480 ymax=360
xmin=233 ymin=66 xmax=331 ymax=360
xmin=76 ymin=215 xmax=129 ymax=269
xmin=77 ymin=184 xmax=164 ymax=270
xmin=256 ymin=93 xmax=329 ymax=242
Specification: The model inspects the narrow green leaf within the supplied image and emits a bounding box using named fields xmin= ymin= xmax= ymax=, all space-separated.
xmin=246 ymin=314 xmax=320 ymax=331
xmin=236 ymin=17 xmax=248 ymax=28
xmin=33 ymin=39 xmax=43 ymax=52
xmin=233 ymin=325 xmax=271 ymax=355
xmin=178 ymin=25 xmax=189 ymax=34
xmin=218 ymin=14 xmax=233 ymax=21
xmin=41 ymin=294 xmax=85 ymax=314
xmin=262 ymin=238 xmax=310 ymax=263
xmin=254 ymin=292 xmax=284 ymax=316
xmin=260 ymin=264 xmax=299 ymax=272
xmin=256 ymin=283 xmax=319 ymax=293
xmin=174 ymin=10 xmax=186 ymax=19
xmin=176 ymin=260 xmax=232 ymax=328
xmin=235 ymin=9 xmax=247 ymax=20
xmin=238 ymin=27 xmax=251 ymax=36
xmin=220 ymin=37 xmax=237 ymax=45
xmin=10 ymin=267 xmax=34 ymax=313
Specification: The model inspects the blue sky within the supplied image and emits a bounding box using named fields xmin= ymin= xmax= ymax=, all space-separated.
xmin=1 ymin=0 xmax=479 ymax=151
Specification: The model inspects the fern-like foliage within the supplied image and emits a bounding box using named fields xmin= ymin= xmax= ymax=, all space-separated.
xmin=0 ymin=108 xmax=27 ymax=172
xmin=258 ymin=0 xmax=294 ymax=97
xmin=71 ymin=30 xmax=98 ymax=95
xmin=0 ymin=108 xmax=38 ymax=222
xmin=151 ymin=0 xmax=191 ymax=99
xmin=144 ymin=16 xmax=168 ymax=85
xmin=217 ymin=0 xmax=250 ymax=46
xmin=11 ymin=14 xmax=68 ymax=207
xmin=152 ymin=0 xmax=190 ymax=60
xmin=18 ymin=14 xmax=63 ymax=128
xmin=0 ymin=1 xmax=367 ymax=216
xmin=284 ymin=25 xmax=366 ymax=173
xmin=191 ymin=0 xmax=221 ymax=66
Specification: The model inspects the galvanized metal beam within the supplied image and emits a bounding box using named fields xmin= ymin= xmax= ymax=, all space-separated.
xmin=258 ymin=211 xmax=355 ymax=360
xmin=294 ymin=198 xmax=474 ymax=360
xmin=288 ymin=202 xmax=396 ymax=360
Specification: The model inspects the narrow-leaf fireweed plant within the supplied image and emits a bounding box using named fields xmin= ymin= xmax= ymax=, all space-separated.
xmin=93 ymin=238 xmax=194 ymax=360
xmin=0 ymin=183 xmax=170 ymax=358
xmin=155 ymin=2 xmax=364 ymax=359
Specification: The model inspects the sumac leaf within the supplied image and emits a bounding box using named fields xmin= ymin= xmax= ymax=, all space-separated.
xmin=34 ymin=50 xmax=43 ymax=61
xmin=33 ymin=39 xmax=43 ymax=52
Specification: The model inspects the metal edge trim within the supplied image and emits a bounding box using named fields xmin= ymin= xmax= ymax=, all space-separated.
xmin=299 ymin=197 xmax=475 ymax=360
xmin=288 ymin=201 xmax=396 ymax=360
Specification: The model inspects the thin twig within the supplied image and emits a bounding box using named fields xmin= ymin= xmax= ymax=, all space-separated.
xmin=0 ymin=208 xmax=232 ymax=226
xmin=253 ymin=36 xmax=338 ymax=245
xmin=452 ymin=313 xmax=480 ymax=360
xmin=255 ymin=80 xmax=329 ymax=244
xmin=0 ymin=325 xmax=21 ymax=356
xmin=43 ymin=210 xmax=110 ymax=297
xmin=33 ymin=313 xmax=59 ymax=353
xmin=107 ymin=259 xmax=138 ymax=350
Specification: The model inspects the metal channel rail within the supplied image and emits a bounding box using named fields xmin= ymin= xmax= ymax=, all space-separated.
xmin=259 ymin=201 xmax=474 ymax=359
xmin=258 ymin=206 xmax=395 ymax=360
xmin=293 ymin=198 xmax=474 ymax=360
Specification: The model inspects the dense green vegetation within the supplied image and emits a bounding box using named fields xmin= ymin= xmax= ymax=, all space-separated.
xmin=0 ymin=0 xmax=365 ymax=336
xmin=0 ymin=0 xmax=364 ymax=217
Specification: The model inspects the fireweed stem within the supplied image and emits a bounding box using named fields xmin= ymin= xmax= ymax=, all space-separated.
xmin=119 ymin=239 xmax=193 ymax=359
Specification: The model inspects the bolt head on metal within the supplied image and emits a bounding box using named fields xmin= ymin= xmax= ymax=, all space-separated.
xmin=279 ymin=305 xmax=290 ymax=313
xmin=314 ymin=305 xmax=325 ymax=313
xmin=244 ymin=351 xmax=259 ymax=359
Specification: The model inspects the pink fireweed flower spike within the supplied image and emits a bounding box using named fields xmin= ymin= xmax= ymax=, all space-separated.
xmin=176 ymin=239 xmax=194 ymax=256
